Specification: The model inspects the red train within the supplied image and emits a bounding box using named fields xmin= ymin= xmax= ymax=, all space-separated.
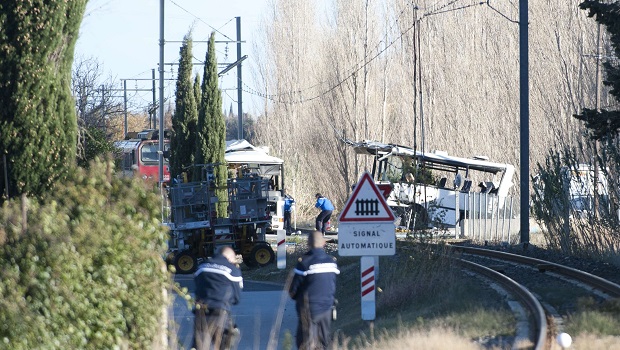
xmin=114 ymin=129 xmax=171 ymax=183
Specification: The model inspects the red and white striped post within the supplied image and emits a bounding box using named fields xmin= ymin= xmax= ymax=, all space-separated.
xmin=361 ymin=256 xmax=376 ymax=320
xmin=338 ymin=172 xmax=396 ymax=322
xmin=277 ymin=229 xmax=286 ymax=269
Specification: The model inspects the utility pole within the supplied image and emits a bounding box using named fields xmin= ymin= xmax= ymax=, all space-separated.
xmin=157 ymin=4 xmax=245 ymax=183
xmin=593 ymin=22 xmax=602 ymax=218
xmin=165 ymin=22 xmax=246 ymax=139
xmin=123 ymin=80 xmax=128 ymax=136
xmin=152 ymin=69 xmax=157 ymax=129
xmin=519 ymin=0 xmax=530 ymax=244
xmin=159 ymin=0 xmax=165 ymax=184
xmin=236 ymin=17 xmax=243 ymax=140
xmin=118 ymin=79 xmax=156 ymax=138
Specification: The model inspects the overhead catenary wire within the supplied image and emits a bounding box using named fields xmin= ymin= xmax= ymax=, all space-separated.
xmin=485 ymin=0 xmax=519 ymax=24
xmin=112 ymin=0 xmax=504 ymax=119
xmin=240 ymin=0 xmax=488 ymax=106
xmin=167 ymin=0 xmax=235 ymax=42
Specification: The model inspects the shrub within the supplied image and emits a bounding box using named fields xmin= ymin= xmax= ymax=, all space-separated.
xmin=0 ymin=158 xmax=169 ymax=349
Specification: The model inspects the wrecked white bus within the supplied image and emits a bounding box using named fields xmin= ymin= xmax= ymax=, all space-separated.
xmin=348 ymin=140 xmax=516 ymax=233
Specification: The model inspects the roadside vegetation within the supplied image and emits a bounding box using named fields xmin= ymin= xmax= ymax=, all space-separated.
xmin=247 ymin=221 xmax=620 ymax=350
xmin=243 ymin=237 xmax=515 ymax=350
xmin=2 ymin=1 xmax=620 ymax=349
xmin=0 ymin=160 xmax=170 ymax=349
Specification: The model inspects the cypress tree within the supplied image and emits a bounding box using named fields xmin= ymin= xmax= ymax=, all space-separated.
xmin=196 ymin=32 xmax=228 ymax=216
xmin=194 ymin=73 xmax=202 ymax=110
xmin=170 ymin=33 xmax=198 ymax=181
xmin=575 ymin=1 xmax=620 ymax=141
xmin=0 ymin=1 xmax=86 ymax=200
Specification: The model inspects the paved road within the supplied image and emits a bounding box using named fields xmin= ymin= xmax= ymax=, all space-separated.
xmin=170 ymin=275 xmax=298 ymax=350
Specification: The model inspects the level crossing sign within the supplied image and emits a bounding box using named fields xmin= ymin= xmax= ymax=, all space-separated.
xmin=338 ymin=171 xmax=396 ymax=256
xmin=338 ymin=172 xmax=396 ymax=321
xmin=339 ymin=172 xmax=395 ymax=222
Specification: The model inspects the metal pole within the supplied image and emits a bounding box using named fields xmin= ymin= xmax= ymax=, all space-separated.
xmin=477 ymin=193 xmax=482 ymax=241
xmin=501 ymin=197 xmax=508 ymax=241
xmin=152 ymin=69 xmax=157 ymax=129
xmin=494 ymin=197 xmax=500 ymax=241
xmin=484 ymin=193 xmax=488 ymax=241
xmin=519 ymin=0 xmax=530 ymax=244
xmin=158 ymin=0 xmax=165 ymax=184
xmin=236 ymin=17 xmax=243 ymax=140
xmin=123 ymin=80 xmax=128 ymax=138
xmin=508 ymin=197 xmax=514 ymax=243
xmin=593 ymin=22 xmax=602 ymax=219
xmin=454 ymin=189 xmax=459 ymax=239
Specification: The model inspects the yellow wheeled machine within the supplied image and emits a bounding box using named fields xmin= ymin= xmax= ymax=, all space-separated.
xmin=165 ymin=165 xmax=279 ymax=274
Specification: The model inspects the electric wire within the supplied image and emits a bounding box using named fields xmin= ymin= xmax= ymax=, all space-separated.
xmin=425 ymin=1 xmax=485 ymax=17
xmin=485 ymin=0 xmax=519 ymax=24
xmin=223 ymin=89 xmax=238 ymax=104
xmin=240 ymin=0 xmax=487 ymax=105
xmin=167 ymin=0 xmax=235 ymax=42
xmin=118 ymin=0 xmax=503 ymax=118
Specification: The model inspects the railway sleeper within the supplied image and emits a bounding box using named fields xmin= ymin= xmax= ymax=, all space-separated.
xmin=536 ymin=263 xmax=558 ymax=273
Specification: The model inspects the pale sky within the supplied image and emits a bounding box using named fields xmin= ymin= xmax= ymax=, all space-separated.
xmin=75 ymin=0 xmax=271 ymax=115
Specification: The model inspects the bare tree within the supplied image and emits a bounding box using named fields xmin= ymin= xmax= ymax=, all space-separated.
xmin=71 ymin=55 xmax=127 ymax=162
xmin=72 ymin=56 xmax=124 ymax=130
xmin=252 ymin=0 xmax=601 ymax=218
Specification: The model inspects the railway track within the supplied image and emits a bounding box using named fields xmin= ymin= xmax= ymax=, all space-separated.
xmin=447 ymin=245 xmax=620 ymax=350
xmin=449 ymin=245 xmax=620 ymax=298
xmin=455 ymin=258 xmax=547 ymax=350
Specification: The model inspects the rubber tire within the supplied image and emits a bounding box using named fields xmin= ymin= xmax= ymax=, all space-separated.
xmin=174 ymin=251 xmax=198 ymax=274
xmin=246 ymin=243 xmax=275 ymax=267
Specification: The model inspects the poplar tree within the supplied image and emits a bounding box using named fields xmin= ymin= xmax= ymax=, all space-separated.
xmin=170 ymin=34 xmax=198 ymax=181
xmin=195 ymin=32 xmax=228 ymax=216
xmin=0 ymin=1 xmax=86 ymax=200
xmin=575 ymin=1 xmax=620 ymax=141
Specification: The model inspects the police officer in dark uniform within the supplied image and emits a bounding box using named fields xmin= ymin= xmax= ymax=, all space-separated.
xmin=194 ymin=246 xmax=243 ymax=350
xmin=289 ymin=231 xmax=340 ymax=349
xmin=283 ymin=189 xmax=296 ymax=235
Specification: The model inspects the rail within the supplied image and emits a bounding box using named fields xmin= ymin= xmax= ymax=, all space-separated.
xmin=454 ymin=258 xmax=547 ymax=350
xmin=448 ymin=245 xmax=620 ymax=298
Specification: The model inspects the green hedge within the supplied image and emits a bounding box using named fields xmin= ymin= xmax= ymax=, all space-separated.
xmin=0 ymin=159 xmax=169 ymax=349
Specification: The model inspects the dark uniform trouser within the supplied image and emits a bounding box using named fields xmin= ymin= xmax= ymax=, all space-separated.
xmin=315 ymin=210 xmax=332 ymax=234
xmin=296 ymin=309 xmax=332 ymax=350
xmin=284 ymin=211 xmax=292 ymax=233
xmin=194 ymin=308 xmax=238 ymax=350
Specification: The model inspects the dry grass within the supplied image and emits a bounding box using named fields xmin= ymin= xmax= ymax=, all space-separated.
xmin=328 ymin=243 xmax=515 ymax=349
xmin=334 ymin=327 xmax=487 ymax=350
xmin=555 ymin=333 xmax=620 ymax=350
xmin=249 ymin=233 xmax=620 ymax=350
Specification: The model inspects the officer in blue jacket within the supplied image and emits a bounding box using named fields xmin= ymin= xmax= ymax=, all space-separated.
xmin=283 ymin=189 xmax=296 ymax=235
xmin=314 ymin=193 xmax=334 ymax=235
xmin=289 ymin=230 xmax=340 ymax=349
xmin=193 ymin=246 xmax=243 ymax=350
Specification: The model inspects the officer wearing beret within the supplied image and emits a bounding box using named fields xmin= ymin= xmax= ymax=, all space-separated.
xmin=193 ymin=246 xmax=243 ymax=350
xmin=289 ymin=231 xmax=340 ymax=349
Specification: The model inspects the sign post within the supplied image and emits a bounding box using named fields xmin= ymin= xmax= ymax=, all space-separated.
xmin=361 ymin=256 xmax=376 ymax=320
xmin=338 ymin=172 xmax=396 ymax=320
xmin=277 ymin=229 xmax=286 ymax=269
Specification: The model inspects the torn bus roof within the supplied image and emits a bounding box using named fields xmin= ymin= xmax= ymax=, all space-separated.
xmin=349 ymin=140 xmax=511 ymax=174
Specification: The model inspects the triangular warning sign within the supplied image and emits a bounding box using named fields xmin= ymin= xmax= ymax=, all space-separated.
xmin=339 ymin=172 xmax=395 ymax=222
